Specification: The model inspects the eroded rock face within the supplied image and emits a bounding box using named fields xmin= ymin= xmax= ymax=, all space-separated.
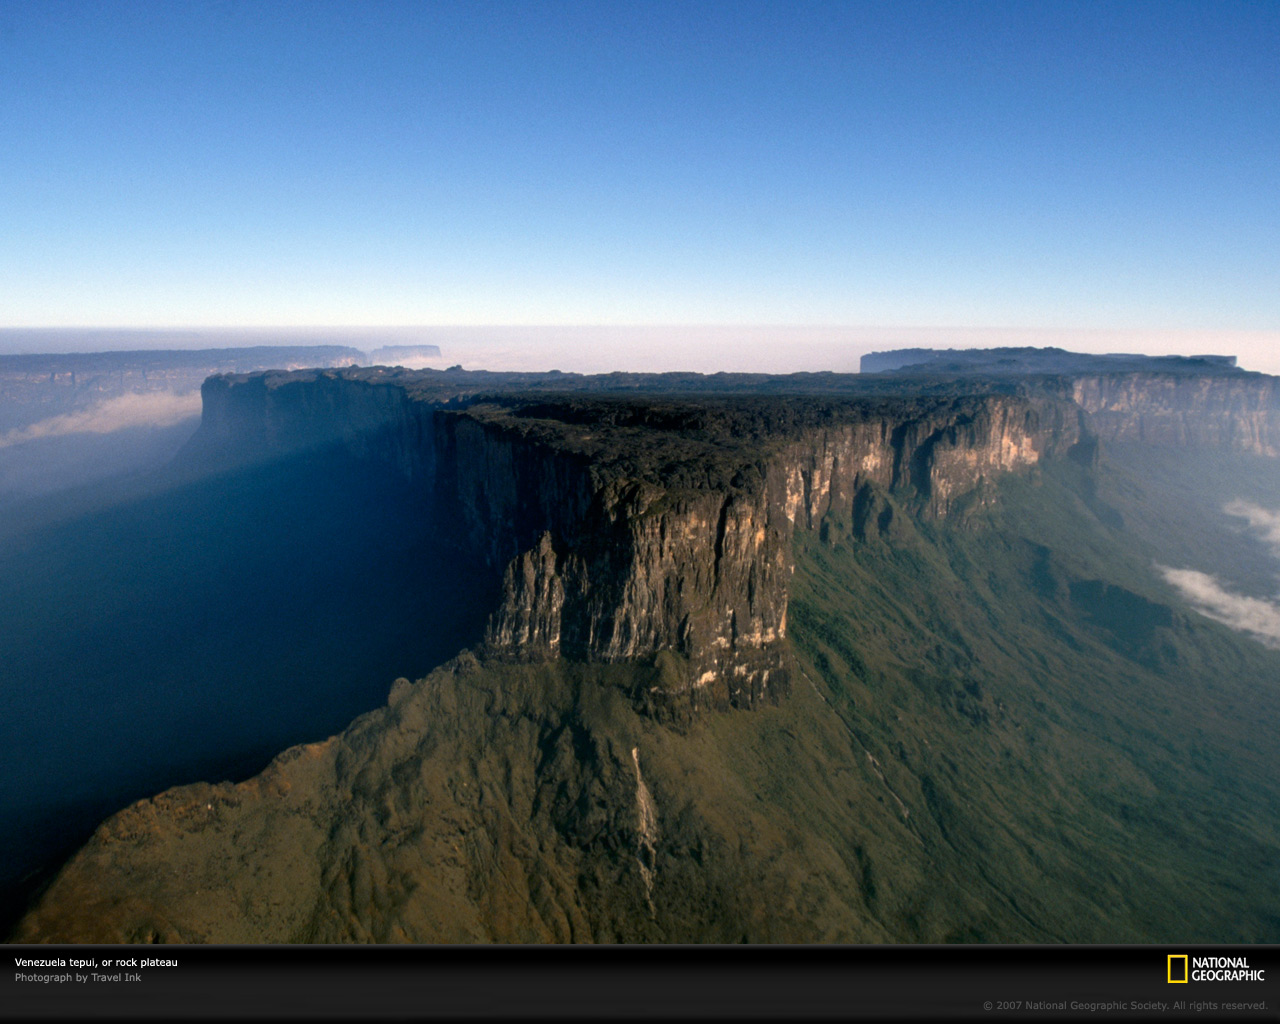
xmin=1072 ymin=373 xmax=1280 ymax=455
xmin=482 ymin=481 xmax=793 ymax=711
xmin=469 ymin=393 xmax=1077 ymax=709
xmin=772 ymin=394 xmax=1079 ymax=524
xmin=485 ymin=532 xmax=566 ymax=657
xmin=186 ymin=373 xmax=1080 ymax=711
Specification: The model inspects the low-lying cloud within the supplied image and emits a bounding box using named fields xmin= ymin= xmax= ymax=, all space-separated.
xmin=1156 ymin=499 xmax=1280 ymax=649
xmin=1157 ymin=566 xmax=1280 ymax=649
xmin=0 ymin=391 xmax=202 ymax=449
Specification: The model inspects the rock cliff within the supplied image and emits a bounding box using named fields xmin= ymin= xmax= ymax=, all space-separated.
xmin=17 ymin=354 xmax=1280 ymax=946
xmin=856 ymin=348 xmax=1280 ymax=456
xmin=1069 ymin=373 xmax=1280 ymax=455
xmin=187 ymin=371 xmax=1081 ymax=710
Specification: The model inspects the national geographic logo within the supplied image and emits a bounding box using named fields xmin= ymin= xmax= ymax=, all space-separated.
xmin=1168 ymin=955 xmax=1266 ymax=983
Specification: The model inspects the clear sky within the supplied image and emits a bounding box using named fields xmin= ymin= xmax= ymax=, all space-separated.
xmin=2 ymin=1 xmax=1277 ymax=367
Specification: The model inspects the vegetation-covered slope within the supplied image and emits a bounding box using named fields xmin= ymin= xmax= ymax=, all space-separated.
xmin=15 ymin=445 xmax=1280 ymax=942
xmin=790 ymin=448 xmax=1280 ymax=941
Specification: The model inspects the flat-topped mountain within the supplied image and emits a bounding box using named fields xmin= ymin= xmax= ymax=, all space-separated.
xmin=11 ymin=355 xmax=1280 ymax=942
xmin=365 ymin=344 xmax=443 ymax=365
xmin=0 ymin=346 xmax=365 ymax=436
xmin=860 ymin=346 xmax=1241 ymax=376
xmin=188 ymin=368 xmax=1091 ymax=713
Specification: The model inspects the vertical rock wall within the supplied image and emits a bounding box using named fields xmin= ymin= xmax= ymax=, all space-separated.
xmin=473 ymin=395 xmax=1077 ymax=709
xmin=1071 ymin=374 xmax=1280 ymax=455
xmin=190 ymin=374 xmax=1080 ymax=711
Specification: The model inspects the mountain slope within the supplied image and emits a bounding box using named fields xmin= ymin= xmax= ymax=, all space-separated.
xmin=790 ymin=451 xmax=1280 ymax=942
xmin=15 ymin=446 xmax=1280 ymax=943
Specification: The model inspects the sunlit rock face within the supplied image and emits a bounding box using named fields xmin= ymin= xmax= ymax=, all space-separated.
xmin=191 ymin=370 xmax=1078 ymax=711
xmin=771 ymin=393 xmax=1080 ymax=523
xmin=1072 ymin=373 xmax=1280 ymax=455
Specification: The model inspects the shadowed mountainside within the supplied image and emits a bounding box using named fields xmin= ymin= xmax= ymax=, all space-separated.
xmin=0 ymin=445 xmax=495 ymax=933
xmin=14 ymin=449 xmax=1280 ymax=943
xmin=10 ymin=357 xmax=1280 ymax=942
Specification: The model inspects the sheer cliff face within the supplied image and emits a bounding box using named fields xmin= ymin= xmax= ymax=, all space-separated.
xmin=195 ymin=372 xmax=428 ymax=476
xmin=190 ymin=373 xmax=1075 ymax=711
xmin=482 ymin=480 xmax=792 ymax=711
xmin=1072 ymin=373 xmax=1280 ymax=455
xmin=432 ymin=409 xmax=793 ymax=709
xmin=470 ymin=395 xmax=1075 ymax=709
xmin=774 ymin=395 xmax=1077 ymax=528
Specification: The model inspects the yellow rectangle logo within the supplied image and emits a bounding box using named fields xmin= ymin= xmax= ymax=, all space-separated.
xmin=1168 ymin=954 xmax=1189 ymax=983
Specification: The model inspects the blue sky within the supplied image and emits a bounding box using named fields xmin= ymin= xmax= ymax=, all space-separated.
xmin=2 ymin=1 xmax=1278 ymax=350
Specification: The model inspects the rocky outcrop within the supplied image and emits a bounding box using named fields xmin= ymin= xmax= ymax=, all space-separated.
xmin=1071 ymin=373 xmax=1280 ymax=455
xmin=187 ymin=372 xmax=1079 ymax=711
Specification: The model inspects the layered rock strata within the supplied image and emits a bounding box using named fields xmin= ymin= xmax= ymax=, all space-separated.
xmin=1070 ymin=373 xmax=1280 ymax=455
xmin=189 ymin=372 xmax=1081 ymax=709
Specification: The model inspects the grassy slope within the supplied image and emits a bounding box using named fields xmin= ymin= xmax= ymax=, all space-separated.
xmin=13 ymin=445 xmax=1280 ymax=943
xmin=789 ymin=446 xmax=1280 ymax=941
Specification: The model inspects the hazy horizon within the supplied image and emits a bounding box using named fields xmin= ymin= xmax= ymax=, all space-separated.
xmin=4 ymin=324 xmax=1280 ymax=377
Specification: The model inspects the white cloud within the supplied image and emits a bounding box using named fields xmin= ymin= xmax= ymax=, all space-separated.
xmin=0 ymin=391 xmax=202 ymax=449
xmin=1157 ymin=565 xmax=1280 ymax=649
xmin=1156 ymin=501 xmax=1280 ymax=649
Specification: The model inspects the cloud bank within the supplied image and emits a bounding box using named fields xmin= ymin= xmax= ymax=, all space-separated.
xmin=1157 ymin=566 xmax=1280 ymax=649
xmin=1157 ymin=500 xmax=1280 ymax=649
xmin=0 ymin=391 xmax=203 ymax=449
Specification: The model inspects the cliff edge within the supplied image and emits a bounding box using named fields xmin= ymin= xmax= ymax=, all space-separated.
xmin=14 ymin=355 xmax=1280 ymax=943
xmin=187 ymin=372 xmax=1084 ymax=710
